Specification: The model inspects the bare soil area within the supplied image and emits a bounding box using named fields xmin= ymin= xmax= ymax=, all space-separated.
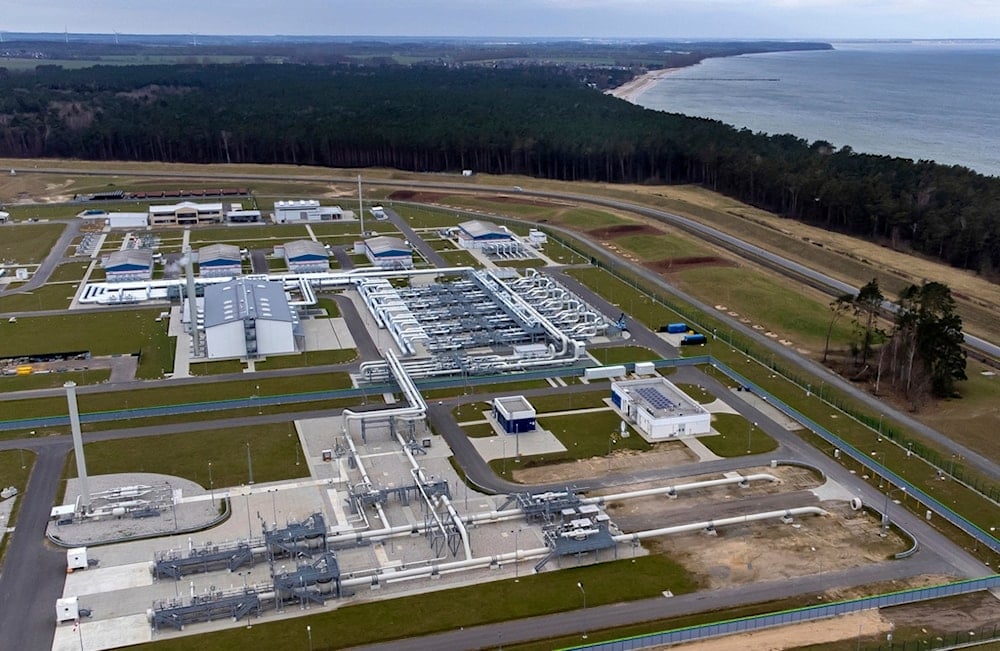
xmin=511 ymin=444 xmax=697 ymax=484
xmin=649 ymin=256 xmax=737 ymax=273
xmin=588 ymin=223 xmax=662 ymax=238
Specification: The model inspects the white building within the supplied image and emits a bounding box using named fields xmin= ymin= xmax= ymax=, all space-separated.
xmin=198 ymin=243 xmax=242 ymax=278
xmin=148 ymin=202 xmax=229 ymax=226
xmin=492 ymin=396 xmax=536 ymax=434
xmin=104 ymin=249 xmax=154 ymax=283
xmin=364 ymin=235 xmax=412 ymax=269
xmin=456 ymin=220 xmax=513 ymax=250
xmin=105 ymin=212 xmax=149 ymax=229
xmin=203 ymin=278 xmax=298 ymax=359
xmin=282 ymin=240 xmax=329 ymax=274
xmin=273 ymin=200 xmax=344 ymax=223
xmin=611 ymin=377 xmax=710 ymax=441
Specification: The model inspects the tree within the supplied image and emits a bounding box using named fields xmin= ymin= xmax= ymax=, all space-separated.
xmin=823 ymin=293 xmax=854 ymax=363
xmin=851 ymin=279 xmax=885 ymax=367
xmin=892 ymin=281 xmax=967 ymax=401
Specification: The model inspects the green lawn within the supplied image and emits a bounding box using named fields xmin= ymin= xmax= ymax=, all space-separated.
xmin=146 ymin=555 xmax=697 ymax=651
xmin=675 ymin=266 xmax=852 ymax=348
xmin=187 ymin=224 xmax=311 ymax=243
xmin=315 ymin=297 xmax=341 ymax=318
xmin=556 ymin=207 xmax=628 ymax=229
xmin=254 ymin=349 xmax=357 ymax=370
xmin=0 ymin=369 xmax=111 ymax=391
xmin=439 ymin=249 xmax=482 ymax=268
xmin=0 ymin=284 xmax=75 ymax=311
xmin=0 ymin=223 xmax=65 ymax=264
xmin=462 ymin=423 xmax=496 ymax=438
xmin=590 ymin=346 xmax=662 ymax=365
xmin=65 ymin=422 xmax=307 ymax=489
xmin=673 ymin=383 xmax=717 ymax=405
xmin=46 ymin=262 xmax=91 ymax=283
xmin=701 ymin=415 xmax=778 ymax=457
xmin=189 ymin=360 xmax=246 ymax=376
xmin=540 ymin=240 xmax=588 ymax=265
xmin=611 ymin=233 xmax=708 ymax=261
xmin=393 ymin=204 xmax=465 ymax=228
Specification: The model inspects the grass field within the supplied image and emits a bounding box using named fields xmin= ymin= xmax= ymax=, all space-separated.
xmin=539 ymin=240 xmax=588 ymax=265
xmin=0 ymin=223 xmax=65 ymax=264
xmin=146 ymin=555 xmax=696 ymax=651
xmin=590 ymin=345 xmax=662 ymax=365
xmin=439 ymin=249 xmax=482 ymax=268
xmin=0 ymin=283 xmax=76 ymax=311
xmin=702 ymin=415 xmax=778 ymax=457
xmin=673 ymin=383 xmax=717 ymax=405
xmin=611 ymin=233 xmax=707 ymax=261
xmin=254 ymin=348 xmax=357 ymax=370
xmin=66 ymin=422 xmax=308 ymax=488
xmin=0 ymin=369 xmax=111 ymax=391
xmin=394 ymin=204 xmax=466 ymax=228
xmin=555 ymin=207 xmax=629 ymax=229
xmin=45 ymin=262 xmax=91 ymax=283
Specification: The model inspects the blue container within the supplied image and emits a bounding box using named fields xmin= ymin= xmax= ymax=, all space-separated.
xmin=667 ymin=323 xmax=688 ymax=334
xmin=681 ymin=334 xmax=707 ymax=346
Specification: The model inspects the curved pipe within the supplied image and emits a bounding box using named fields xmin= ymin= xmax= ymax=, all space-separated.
xmin=584 ymin=474 xmax=779 ymax=505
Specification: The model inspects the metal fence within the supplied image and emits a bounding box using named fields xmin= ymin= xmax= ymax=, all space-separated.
xmin=561 ymin=576 xmax=1000 ymax=651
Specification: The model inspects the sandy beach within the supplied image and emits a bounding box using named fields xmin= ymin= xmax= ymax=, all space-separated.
xmin=607 ymin=67 xmax=683 ymax=104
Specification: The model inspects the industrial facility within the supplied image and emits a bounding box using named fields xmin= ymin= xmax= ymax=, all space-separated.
xmin=202 ymin=278 xmax=300 ymax=359
xmin=611 ymin=377 xmax=711 ymax=440
xmin=147 ymin=201 xmax=232 ymax=226
xmin=272 ymin=200 xmax=346 ymax=223
xmin=103 ymin=249 xmax=154 ymax=283
xmin=363 ymin=235 xmax=413 ymax=269
xmin=281 ymin=240 xmax=330 ymax=274
xmin=456 ymin=219 xmax=514 ymax=249
xmin=197 ymin=244 xmax=242 ymax=278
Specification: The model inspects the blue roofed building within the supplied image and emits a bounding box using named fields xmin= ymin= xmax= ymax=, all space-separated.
xmin=282 ymin=240 xmax=329 ymax=274
xmin=364 ymin=236 xmax=412 ymax=269
xmin=103 ymin=249 xmax=154 ymax=283
xmin=198 ymin=243 xmax=242 ymax=278
xmin=456 ymin=219 xmax=512 ymax=250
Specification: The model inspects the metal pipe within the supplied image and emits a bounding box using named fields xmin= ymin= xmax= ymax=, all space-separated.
xmin=583 ymin=474 xmax=779 ymax=505
xmin=613 ymin=506 xmax=827 ymax=543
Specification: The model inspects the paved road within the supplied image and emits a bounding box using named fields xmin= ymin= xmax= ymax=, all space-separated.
xmin=384 ymin=206 xmax=449 ymax=268
xmin=0 ymin=219 xmax=81 ymax=296
xmin=0 ymin=443 xmax=70 ymax=651
xmin=330 ymin=245 xmax=354 ymax=271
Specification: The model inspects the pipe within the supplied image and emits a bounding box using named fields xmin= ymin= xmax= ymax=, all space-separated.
xmin=343 ymin=432 xmax=390 ymax=529
xmin=583 ymin=474 xmax=779 ymax=505
xmin=613 ymin=506 xmax=827 ymax=543
xmin=339 ymin=546 xmax=551 ymax=588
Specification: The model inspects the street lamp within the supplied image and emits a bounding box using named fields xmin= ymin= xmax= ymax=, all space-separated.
xmin=246 ymin=441 xmax=254 ymax=485
xmin=208 ymin=462 xmax=214 ymax=508
xmin=307 ymin=625 xmax=313 ymax=651
xmin=608 ymin=435 xmax=617 ymax=472
xmin=883 ymin=486 xmax=907 ymax=533
xmin=256 ymin=384 xmax=261 ymax=415
xmin=747 ymin=422 xmax=757 ymax=454
xmin=512 ymin=528 xmax=521 ymax=581
xmin=576 ymin=582 xmax=587 ymax=639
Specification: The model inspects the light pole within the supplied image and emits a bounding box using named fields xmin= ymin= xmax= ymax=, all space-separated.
xmin=270 ymin=489 xmax=277 ymax=527
xmin=501 ymin=435 xmax=507 ymax=478
xmin=208 ymin=462 xmax=214 ymax=508
xmin=512 ymin=528 xmax=521 ymax=581
xmin=747 ymin=421 xmax=757 ymax=454
xmin=256 ymin=384 xmax=261 ymax=415
xmin=246 ymin=441 xmax=254 ymax=485
xmin=307 ymin=625 xmax=313 ymax=651
xmin=608 ymin=435 xmax=616 ymax=472
xmin=883 ymin=486 xmax=906 ymax=533
xmin=576 ymin=582 xmax=587 ymax=639
xmin=18 ymin=447 xmax=25 ymax=470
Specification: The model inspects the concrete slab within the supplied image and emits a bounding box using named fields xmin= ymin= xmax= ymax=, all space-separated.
xmin=470 ymin=429 xmax=567 ymax=462
xmin=681 ymin=436 xmax=723 ymax=462
xmin=64 ymin=562 xmax=153 ymax=598
xmin=52 ymin=614 xmax=151 ymax=651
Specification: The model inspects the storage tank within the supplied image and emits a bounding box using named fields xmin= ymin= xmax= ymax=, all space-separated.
xmin=666 ymin=323 xmax=688 ymax=334
xmin=681 ymin=334 xmax=707 ymax=346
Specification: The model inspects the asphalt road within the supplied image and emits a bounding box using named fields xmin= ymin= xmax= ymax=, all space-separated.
xmin=384 ymin=206 xmax=449 ymax=268
xmin=0 ymin=443 xmax=71 ymax=651
xmin=0 ymin=218 xmax=81 ymax=296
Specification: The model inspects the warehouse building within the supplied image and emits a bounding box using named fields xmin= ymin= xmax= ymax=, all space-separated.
xmin=105 ymin=212 xmax=149 ymax=229
xmin=198 ymin=244 xmax=242 ymax=278
xmin=203 ymin=278 xmax=298 ymax=359
xmin=282 ymin=240 xmax=330 ymax=274
xmin=610 ymin=377 xmax=710 ymax=441
xmin=364 ymin=236 xmax=412 ymax=269
xmin=492 ymin=395 xmax=537 ymax=434
xmin=273 ymin=200 xmax=344 ymax=223
xmin=103 ymin=249 xmax=154 ymax=283
xmin=456 ymin=220 xmax=513 ymax=249
xmin=148 ymin=202 xmax=229 ymax=226
xmin=225 ymin=208 xmax=262 ymax=223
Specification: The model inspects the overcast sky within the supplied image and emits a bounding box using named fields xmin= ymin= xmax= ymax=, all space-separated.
xmin=2 ymin=0 xmax=999 ymax=39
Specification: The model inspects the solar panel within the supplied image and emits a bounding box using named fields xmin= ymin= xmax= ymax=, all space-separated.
xmin=636 ymin=386 xmax=675 ymax=410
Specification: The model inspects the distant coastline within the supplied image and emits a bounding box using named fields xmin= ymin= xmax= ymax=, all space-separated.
xmin=608 ymin=67 xmax=684 ymax=103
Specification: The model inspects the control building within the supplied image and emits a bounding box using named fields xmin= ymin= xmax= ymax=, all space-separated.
xmin=148 ymin=202 xmax=229 ymax=226
xmin=198 ymin=244 xmax=242 ymax=278
xmin=273 ymin=200 xmax=344 ymax=223
xmin=282 ymin=240 xmax=330 ymax=274
xmin=103 ymin=249 xmax=154 ymax=283
xmin=610 ymin=377 xmax=710 ymax=440
xmin=456 ymin=220 xmax=513 ymax=250
xmin=492 ymin=396 xmax=537 ymax=434
xmin=364 ymin=236 xmax=412 ymax=269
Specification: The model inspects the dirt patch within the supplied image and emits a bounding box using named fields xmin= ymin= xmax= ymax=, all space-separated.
xmin=664 ymin=610 xmax=892 ymax=650
xmin=587 ymin=223 xmax=662 ymax=238
xmin=511 ymin=444 xmax=696 ymax=484
xmin=387 ymin=190 xmax=450 ymax=202
xmin=648 ymin=256 xmax=738 ymax=273
xmin=885 ymin=591 xmax=1000 ymax=636
xmin=485 ymin=194 xmax=557 ymax=207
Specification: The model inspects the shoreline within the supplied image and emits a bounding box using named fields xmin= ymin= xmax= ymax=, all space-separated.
xmin=606 ymin=66 xmax=688 ymax=104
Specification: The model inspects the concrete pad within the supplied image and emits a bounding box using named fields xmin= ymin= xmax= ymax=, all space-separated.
xmin=812 ymin=478 xmax=859 ymax=503
xmin=471 ymin=429 xmax=566 ymax=462
xmin=64 ymin=562 xmax=153 ymax=598
xmin=703 ymin=398 xmax=739 ymax=415
xmin=681 ymin=436 xmax=723 ymax=462
xmin=52 ymin=614 xmax=151 ymax=651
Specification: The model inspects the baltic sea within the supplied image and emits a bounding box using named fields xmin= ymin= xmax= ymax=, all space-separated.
xmin=632 ymin=41 xmax=1000 ymax=178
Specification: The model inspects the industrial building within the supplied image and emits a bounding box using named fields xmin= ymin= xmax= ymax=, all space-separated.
xmin=456 ymin=220 xmax=513 ymax=249
xmin=197 ymin=244 xmax=242 ymax=278
xmin=103 ymin=249 xmax=154 ymax=283
xmin=225 ymin=208 xmax=262 ymax=223
xmin=611 ymin=377 xmax=711 ymax=441
xmin=282 ymin=240 xmax=330 ymax=274
xmin=148 ymin=202 xmax=230 ymax=226
xmin=364 ymin=236 xmax=413 ymax=269
xmin=492 ymin=396 xmax=537 ymax=434
xmin=203 ymin=278 xmax=299 ymax=359
xmin=273 ymin=200 xmax=344 ymax=223
xmin=104 ymin=212 xmax=149 ymax=229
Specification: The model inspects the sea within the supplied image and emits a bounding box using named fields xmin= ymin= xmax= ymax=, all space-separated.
xmin=632 ymin=41 xmax=1000 ymax=178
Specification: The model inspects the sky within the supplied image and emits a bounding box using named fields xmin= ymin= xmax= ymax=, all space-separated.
xmin=1 ymin=0 xmax=999 ymax=40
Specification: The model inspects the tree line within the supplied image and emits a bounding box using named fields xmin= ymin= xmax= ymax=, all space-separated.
xmin=1 ymin=63 xmax=998 ymax=275
xmin=824 ymin=279 xmax=966 ymax=403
